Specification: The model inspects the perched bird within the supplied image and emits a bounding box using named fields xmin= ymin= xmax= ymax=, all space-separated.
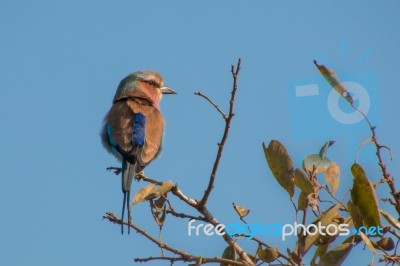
xmin=101 ymin=71 xmax=176 ymax=234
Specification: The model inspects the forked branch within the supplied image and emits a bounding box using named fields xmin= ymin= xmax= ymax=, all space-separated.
xmin=199 ymin=58 xmax=241 ymax=207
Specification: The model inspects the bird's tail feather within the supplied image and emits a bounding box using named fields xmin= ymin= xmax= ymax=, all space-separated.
xmin=121 ymin=160 xmax=135 ymax=234
xmin=122 ymin=160 xmax=135 ymax=192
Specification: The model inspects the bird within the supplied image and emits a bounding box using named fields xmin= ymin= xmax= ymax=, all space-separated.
xmin=101 ymin=70 xmax=176 ymax=234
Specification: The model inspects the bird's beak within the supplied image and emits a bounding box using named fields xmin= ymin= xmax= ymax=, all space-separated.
xmin=160 ymin=86 xmax=177 ymax=95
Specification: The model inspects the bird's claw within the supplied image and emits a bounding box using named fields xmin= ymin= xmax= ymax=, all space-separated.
xmin=106 ymin=167 xmax=122 ymax=175
xmin=135 ymin=171 xmax=145 ymax=181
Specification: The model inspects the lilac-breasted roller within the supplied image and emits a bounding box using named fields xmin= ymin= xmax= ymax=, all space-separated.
xmin=101 ymin=71 xmax=176 ymax=234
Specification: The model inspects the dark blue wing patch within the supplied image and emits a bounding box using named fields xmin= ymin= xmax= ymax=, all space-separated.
xmin=133 ymin=113 xmax=146 ymax=147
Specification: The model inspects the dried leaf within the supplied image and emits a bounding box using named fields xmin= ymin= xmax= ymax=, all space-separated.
xmin=132 ymin=181 xmax=174 ymax=205
xmin=317 ymin=213 xmax=346 ymax=246
xmin=298 ymin=190 xmax=309 ymax=211
xmin=297 ymin=204 xmax=341 ymax=255
xmin=263 ymin=141 xmax=295 ymax=197
xmin=153 ymin=195 xmax=167 ymax=212
xmin=311 ymin=244 xmax=328 ymax=266
xmin=158 ymin=180 xmax=174 ymax=195
xmin=303 ymin=154 xmax=332 ymax=174
xmin=132 ymin=184 xmax=158 ymax=204
xmin=351 ymin=163 xmax=382 ymax=228
xmin=376 ymin=237 xmax=395 ymax=251
xmin=380 ymin=209 xmax=400 ymax=230
xmin=325 ymin=162 xmax=340 ymax=194
xmin=308 ymin=192 xmax=319 ymax=212
xmin=314 ymin=60 xmax=353 ymax=104
xmin=288 ymin=249 xmax=301 ymax=265
xmin=220 ymin=246 xmax=235 ymax=266
xmin=318 ymin=235 xmax=356 ymax=266
xmin=151 ymin=204 xmax=167 ymax=226
xmin=359 ymin=231 xmax=375 ymax=253
xmin=257 ymin=246 xmax=278 ymax=263
xmin=233 ymin=204 xmax=250 ymax=218
xmin=294 ymin=168 xmax=314 ymax=194
xmin=151 ymin=196 xmax=168 ymax=226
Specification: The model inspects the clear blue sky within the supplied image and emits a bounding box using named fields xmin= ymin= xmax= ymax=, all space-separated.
xmin=1 ymin=1 xmax=400 ymax=265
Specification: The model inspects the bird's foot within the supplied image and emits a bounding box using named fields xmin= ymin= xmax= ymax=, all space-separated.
xmin=135 ymin=171 xmax=145 ymax=181
xmin=106 ymin=166 xmax=122 ymax=175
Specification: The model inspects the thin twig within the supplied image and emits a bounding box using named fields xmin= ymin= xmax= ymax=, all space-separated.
xmin=134 ymin=255 xmax=248 ymax=265
xmin=195 ymin=92 xmax=227 ymax=120
xmin=163 ymin=196 xmax=207 ymax=221
xmin=351 ymin=104 xmax=400 ymax=216
xmin=320 ymin=186 xmax=347 ymax=211
xmin=166 ymin=210 xmax=207 ymax=222
xmin=103 ymin=212 xmax=190 ymax=258
xmin=136 ymin=172 xmax=163 ymax=185
xmin=200 ymin=58 xmax=241 ymax=207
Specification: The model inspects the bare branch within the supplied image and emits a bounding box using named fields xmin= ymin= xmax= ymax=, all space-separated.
xmin=200 ymin=58 xmax=241 ymax=207
xmin=134 ymin=255 xmax=249 ymax=265
xmin=104 ymin=212 xmax=191 ymax=258
xmin=351 ymin=104 xmax=400 ymax=216
xmin=136 ymin=172 xmax=163 ymax=185
xmin=166 ymin=210 xmax=207 ymax=222
xmin=171 ymin=185 xmax=199 ymax=208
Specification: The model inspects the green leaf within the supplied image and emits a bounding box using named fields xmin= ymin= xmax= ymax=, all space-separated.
xmin=347 ymin=201 xmax=364 ymax=229
xmin=263 ymin=140 xmax=295 ymax=197
xmin=257 ymin=246 xmax=279 ymax=263
xmin=351 ymin=163 xmax=382 ymax=228
xmin=314 ymin=60 xmax=353 ymax=104
xmin=317 ymin=235 xmax=357 ymax=266
xmin=303 ymin=154 xmax=332 ymax=174
xmin=294 ymin=168 xmax=314 ymax=194
xmin=319 ymin=140 xmax=335 ymax=158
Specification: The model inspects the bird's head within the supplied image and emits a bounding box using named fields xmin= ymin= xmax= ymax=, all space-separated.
xmin=114 ymin=70 xmax=176 ymax=109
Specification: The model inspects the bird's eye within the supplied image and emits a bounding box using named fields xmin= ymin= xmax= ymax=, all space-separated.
xmin=145 ymin=80 xmax=159 ymax=88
